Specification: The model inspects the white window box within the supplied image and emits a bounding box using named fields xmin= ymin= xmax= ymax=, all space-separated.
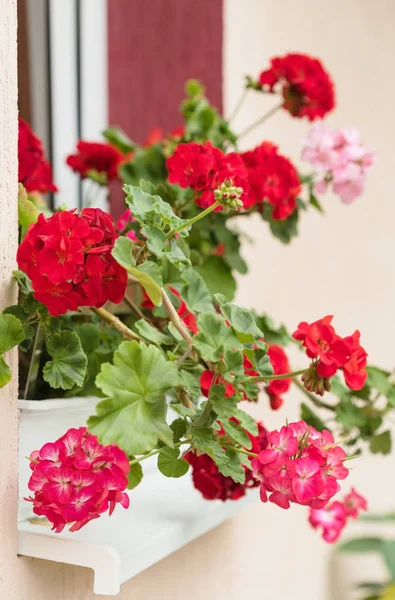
xmin=18 ymin=398 xmax=257 ymax=595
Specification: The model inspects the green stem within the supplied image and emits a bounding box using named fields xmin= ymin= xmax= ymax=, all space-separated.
xmin=225 ymin=445 xmax=258 ymax=458
xmin=161 ymin=288 xmax=194 ymax=347
xmin=237 ymin=102 xmax=283 ymax=139
xmin=247 ymin=368 xmax=307 ymax=383
xmin=91 ymin=306 xmax=143 ymax=342
xmin=166 ymin=201 xmax=221 ymax=239
xmin=228 ymin=88 xmax=249 ymax=123
xmin=293 ymin=378 xmax=336 ymax=411
xmin=23 ymin=323 xmax=43 ymax=400
xmin=129 ymin=438 xmax=192 ymax=465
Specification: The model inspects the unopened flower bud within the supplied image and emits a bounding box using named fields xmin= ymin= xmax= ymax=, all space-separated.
xmin=214 ymin=179 xmax=244 ymax=211
xmin=302 ymin=363 xmax=332 ymax=396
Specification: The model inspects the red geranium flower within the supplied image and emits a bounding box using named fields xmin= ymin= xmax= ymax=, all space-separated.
xmin=258 ymin=53 xmax=335 ymax=121
xmin=265 ymin=345 xmax=292 ymax=410
xmin=241 ymin=142 xmax=301 ymax=220
xmin=66 ymin=141 xmax=125 ymax=182
xmin=17 ymin=208 xmax=127 ymax=316
xmin=292 ymin=316 xmax=368 ymax=391
xmin=186 ymin=421 xmax=268 ymax=501
xmin=18 ymin=119 xmax=57 ymax=193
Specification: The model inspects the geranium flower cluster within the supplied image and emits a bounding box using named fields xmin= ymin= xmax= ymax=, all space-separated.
xmin=258 ymin=53 xmax=335 ymax=121
xmin=25 ymin=427 xmax=130 ymax=533
xmin=309 ymin=487 xmax=367 ymax=542
xmin=252 ymin=421 xmax=349 ymax=510
xmin=67 ymin=140 xmax=126 ymax=183
xmin=186 ymin=421 xmax=268 ymax=501
xmin=302 ymin=125 xmax=375 ymax=204
xmin=18 ymin=118 xmax=57 ymax=194
xmin=241 ymin=142 xmax=301 ymax=220
xmin=293 ymin=315 xmax=368 ymax=393
xmin=17 ymin=208 xmax=127 ymax=316
xmin=166 ymin=141 xmax=249 ymax=211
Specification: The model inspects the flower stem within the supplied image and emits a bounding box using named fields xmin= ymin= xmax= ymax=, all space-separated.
xmin=238 ymin=102 xmax=283 ymax=140
xmin=166 ymin=201 xmax=221 ymax=239
xmin=224 ymin=445 xmax=258 ymax=458
xmin=247 ymin=368 xmax=307 ymax=383
xmin=227 ymin=88 xmax=249 ymax=123
xmin=91 ymin=306 xmax=143 ymax=342
xmin=293 ymin=377 xmax=336 ymax=411
xmin=161 ymin=288 xmax=194 ymax=347
xmin=129 ymin=438 xmax=192 ymax=465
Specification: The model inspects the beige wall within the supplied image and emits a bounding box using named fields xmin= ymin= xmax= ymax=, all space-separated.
xmin=2 ymin=1 xmax=395 ymax=598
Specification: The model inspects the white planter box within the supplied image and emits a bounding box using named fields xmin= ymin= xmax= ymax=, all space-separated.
xmin=17 ymin=398 xmax=257 ymax=596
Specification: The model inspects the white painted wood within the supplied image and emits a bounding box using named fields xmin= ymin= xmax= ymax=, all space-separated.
xmin=79 ymin=0 xmax=109 ymax=210
xmin=17 ymin=398 xmax=257 ymax=595
xmin=48 ymin=0 xmax=80 ymax=209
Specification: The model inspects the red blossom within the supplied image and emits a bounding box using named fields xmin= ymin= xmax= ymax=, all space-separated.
xmin=258 ymin=53 xmax=335 ymax=121
xmin=241 ymin=142 xmax=300 ymax=220
xmin=18 ymin=118 xmax=57 ymax=193
xmin=169 ymin=287 xmax=199 ymax=334
xmin=166 ymin=142 xmax=250 ymax=211
xmin=17 ymin=208 xmax=127 ymax=316
xmin=265 ymin=345 xmax=291 ymax=409
xmin=66 ymin=141 xmax=125 ymax=182
xmin=186 ymin=421 xmax=268 ymax=501
xmin=292 ymin=316 xmax=368 ymax=391
xmin=253 ymin=420 xmax=349 ymax=511
xmin=25 ymin=427 xmax=130 ymax=533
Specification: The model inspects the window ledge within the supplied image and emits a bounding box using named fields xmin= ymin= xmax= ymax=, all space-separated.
xmin=17 ymin=398 xmax=257 ymax=595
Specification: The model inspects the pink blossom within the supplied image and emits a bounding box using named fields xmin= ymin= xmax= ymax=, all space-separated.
xmin=255 ymin=421 xmax=350 ymax=512
xmin=25 ymin=427 xmax=130 ymax=533
xmin=343 ymin=487 xmax=368 ymax=518
xmin=309 ymin=501 xmax=347 ymax=543
xmin=301 ymin=124 xmax=375 ymax=204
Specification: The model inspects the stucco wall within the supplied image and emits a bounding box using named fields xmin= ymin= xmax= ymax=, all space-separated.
xmin=2 ymin=1 xmax=395 ymax=598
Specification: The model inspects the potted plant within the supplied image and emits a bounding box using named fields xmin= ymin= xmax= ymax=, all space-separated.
xmin=7 ymin=53 xmax=394 ymax=542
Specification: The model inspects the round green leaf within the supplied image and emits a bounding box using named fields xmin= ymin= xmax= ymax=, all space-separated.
xmin=43 ymin=330 xmax=88 ymax=390
xmin=158 ymin=447 xmax=189 ymax=478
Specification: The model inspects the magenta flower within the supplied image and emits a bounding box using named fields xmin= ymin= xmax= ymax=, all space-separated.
xmin=309 ymin=501 xmax=347 ymax=543
xmin=25 ymin=427 xmax=130 ymax=533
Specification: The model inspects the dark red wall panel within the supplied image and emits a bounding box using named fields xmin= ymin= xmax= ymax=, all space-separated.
xmin=107 ymin=0 xmax=223 ymax=142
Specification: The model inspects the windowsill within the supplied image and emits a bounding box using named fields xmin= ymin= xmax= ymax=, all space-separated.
xmin=17 ymin=398 xmax=257 ymax=595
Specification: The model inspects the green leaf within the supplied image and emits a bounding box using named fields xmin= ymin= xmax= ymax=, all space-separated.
xmin=170 ymin=418 xmax=187 ymax=442
xmin=165 ymin=238 xmax=191 ymax=271
xmin=309 ymin=192 xmax=324 ymax=213
xmin=127 ymin=462 xmax=143 ymax=490
xmin=171 ymin=403 xmax=197 ymax=417
xmin=18 ymin=183 xmax=39 ymax=229
xmin=367 ymin=366 xmax=392 ymax=396
xmin=179 ymin=370 xmax=201 ymax=401
xmin=124 ymin=185 xmax=188 ymax=235
xmin=90 ymin=341 xmax=179 ymax=454
xmin=77 ymin=323 xmax=101 ymax=354
xmin=111 ymin=236 xmax=136 ymax=269
xmin=194 ymin=313 xmax=242 ymax=362
xmin=262 ymin=204 xmax=299 ymax=244
xmin=192 ymin=433 xmax=228 ymax=467
xmin=218 ymin=300 xmax=263 ymax=343
xmin=381 ymin=541 xmax=395 ymax=579
xmin=13 ymin=269 xmax=33 ymax=295
xmin=301 ymin=403 xmax=327 ymax=432
xmin=336 ymin=397 xmax=368 ymax=429
xmin=135 ymin=319 xmax=173 ymax=345
xmin=197 ymin=256 xmax=236 ymax=301
xmin=370 ymin=430 xmax=392 ymax=455
xmin=102 ymin=126 xmax=136 ymax=154
xmin=0 ymin=314 xmax=25 ymax=388
xmin=234 ymin=409 xmax=258 ymax=436
xmin=253 ymin=313 xmax=292 ymax=346
xmin=209 ymin=384 xmax=238 ymax=417
xmin=181 ymin=268 xmax=214 ymax=313
xmin=158 ymin=447 xmax=190 ymax=478
xmin=141 ymin=226 xmax=167 ymax=256
xmin=220 ymin=419 xmax=252 ymax=449
xmin=217 ymin=450 xmax=246 ymax=484
xmin=338 ymin=537 xmax=384 ymax=553
xmin=112 ymin=238 xmax=162 ymax=305
xmin=223 ymin=348 xmax=244 ymax=377
xmin=360 ymin=513 xmax=395 ymax=523
xmin=43 ymin=330 xmax=87 ymax=390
